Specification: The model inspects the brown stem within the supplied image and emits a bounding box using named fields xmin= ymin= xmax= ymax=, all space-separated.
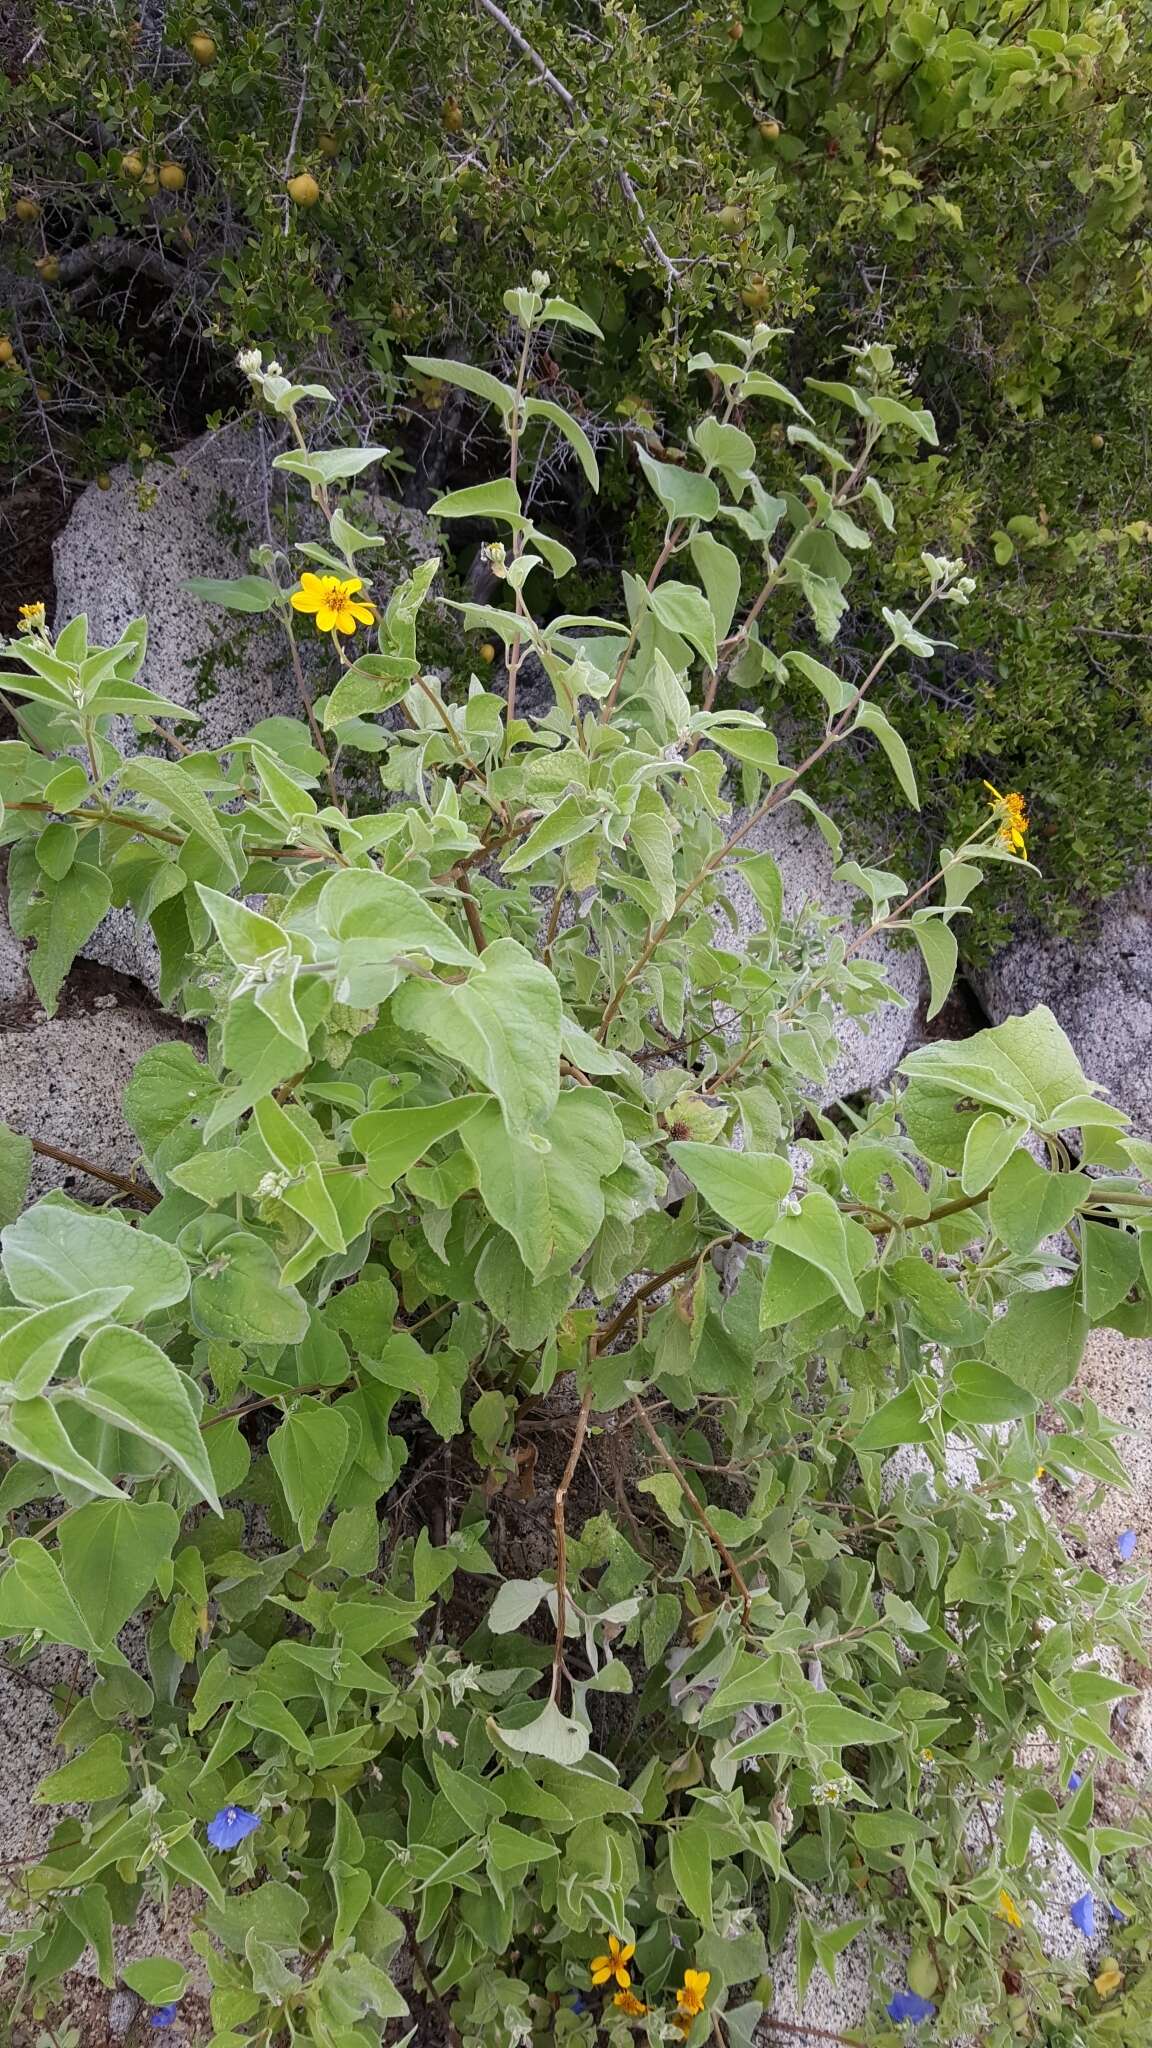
xmin=27 ymin=1138 xmax=158 ymax=1207
xmin=549 ymin=1386 xmax=595 ymax=1703
xmin=595 ymin=1236 xmax=738 ymax=1352
xmin=629 ymin=1395 xmax=752 ymax=1627
xmin=541 ymin=880 xmax=567 ymax=962
xmin=400 ymin=1913 xmax=462 ymax=2048
xmin=458 ymin=875 xmax=488 ymax=954
xmin=597 ymin=586 xmax=941 ymax=1040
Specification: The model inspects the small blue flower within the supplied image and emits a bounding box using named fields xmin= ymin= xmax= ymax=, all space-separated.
xmin=1117 ymin=1530 xmax=1138 ymax=1563
xmin=1067 ymin=1771 xmax=1083 ymax=1792
xmin=150 ymin=2007 xmax=179 ymax=2030
xmin=570 ymin=1993 xmax=590 ymax=2015
xmin=886 ymin=1990 xmax=937 ymax=2024
xmin=206 ymin=1803 xmax=260 ymax=1851
xmin=1070 ymin=1893 xmax=1096 ymax=1938
xmin=1109 ymin=1903 xmax=1128 ymax=1925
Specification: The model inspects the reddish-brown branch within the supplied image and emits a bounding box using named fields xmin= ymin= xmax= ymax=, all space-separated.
xmin=629 ymin=1395 xmax=752 ymax=1627
xmin=28 ymin=1138 xmax=158 ymax=1207
xmin=549 ymin=1386 xmax=595 ymax=1703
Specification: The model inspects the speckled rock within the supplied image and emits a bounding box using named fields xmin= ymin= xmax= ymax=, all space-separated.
xmin=53 ymin=420 xmax=433 ymax=746
xmin=1070 ymin=1328 xmax=1152 ymax=1587
xmin=0 ymin=871 xmax=30 ymax=1007
xmin=0 ymin=1650 xmax=206 ymax=1986
xmin=0 ymin=996 xmax=198 ymax=1203
xmin=975 ymin=879 xmax=1152 ymax=1137
xmin=51 ymin=420 xmax=434 ymax=990
xmin=718 ymin=799 xmax=925 ymax=1106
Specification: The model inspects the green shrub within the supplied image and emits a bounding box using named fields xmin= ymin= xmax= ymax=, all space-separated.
xmin=3 ymin=0 xmax=1150 ymax=950
xmin=0 ymin=281 xmax=1149 ymax=2046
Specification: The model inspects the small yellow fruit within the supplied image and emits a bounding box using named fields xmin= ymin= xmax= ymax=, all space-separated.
xmin=35 ymin=383 xmax=51 ymax=401
xmin=97 ymin=473 xmax=111 ymax=490
xmin=442 ymin=96 xmax=464 ymax=132
xmin=120 ymin=151 xmax=145 ymax=179
xmin=716 ymin=203 xmax=744 ymax=234
xmin=0 ymin=338 xmax=12 ymax=365
xmin=159 ymin=162 xmax=186 ymax=192
xmin=188 ymin=31 xmax=217 ymax=64
xmin=14 ymin=197 xmax=40 ymax=222
xmin=727 ymin=17 xmax=744 ymax=37
xmin=140 ymin=169 xmax=159 ymax=194
xmin=479 ymin=642 xmax=496 ymax=664
xmin=759 ymin=118 xmax=780 ymax=141
xmin=742 ymin=276 xmax=770 ymax=312
xmin=318 ymin=131 xmax=339 ymax=157
xmin=1091 ymin=432 xmax=1105 ymax=449
xmin=287 ymin=172 xmax=320 ymax=207
xmin=35 ymin=255 xmax=61 ymax=283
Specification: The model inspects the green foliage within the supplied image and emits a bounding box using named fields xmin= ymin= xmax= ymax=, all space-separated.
xmin=0 ymin=282 xmax=1149 ymax=2045
xmin=2 ymin=0 xmax=1150 ymax=945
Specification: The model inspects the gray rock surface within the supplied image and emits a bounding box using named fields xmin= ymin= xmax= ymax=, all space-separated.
xmin=975 ymin=880 xmax=1152 ymax=1136
xmin=0 ymin=878 xmax=30 ymax=1006
xmin=0 ymin=1650 xmax=205 ymax=1985
xmin=0 ymin=983 xmax=196 ymax=1203
xmin=53 ymin=420 xmax=433 ymax=746
xmin=52 ymin=421 xmax=434 ymax=989
xmin=719 ymin=800 xmax=925 ymax=1105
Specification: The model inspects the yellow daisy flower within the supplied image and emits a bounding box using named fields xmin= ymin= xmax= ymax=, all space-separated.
xmin=675 ymin=1968 xmax=711 ymax=2019
xmin=998 ymin=1889 xmax=1024 ymax=1929
xmin=17 ymin=600 xmax=46 ymax=633
xmin=983 ymin=781 xmax=1028 ymax=857
xmin=613 ymin=1989 xmax=648 ymax=2018
xmin=290 ymin=571 xmax=376 ymax=636
xmin=1094 ymin=1959 xmax=1124 ymax=1999
xmin=590 ymin=1934 xmax=635 ymax=1990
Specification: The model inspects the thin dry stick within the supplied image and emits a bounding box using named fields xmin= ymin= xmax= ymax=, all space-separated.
xmin=474 ymin=0 xmax=682 ymax=282
xmin=757 ymin=2020 xmax=869 ymax=2047
xmin=549 ymin=1385 xmax=595 ymax=1703
xmin=28 ymin=1138 xmax=158 ymax=1207
xmin=629 ymin=1395 xmax=752 ymax=1627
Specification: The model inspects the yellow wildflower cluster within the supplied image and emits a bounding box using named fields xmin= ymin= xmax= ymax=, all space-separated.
xmin=587 ymin=1941 xmax=710 ymax=2032
xmin=984 ymin=780 xmax=1029 ymax=857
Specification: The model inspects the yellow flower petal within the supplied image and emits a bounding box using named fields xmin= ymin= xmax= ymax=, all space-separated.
xmin=291 ymin=586 xmax=323 ymax=613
